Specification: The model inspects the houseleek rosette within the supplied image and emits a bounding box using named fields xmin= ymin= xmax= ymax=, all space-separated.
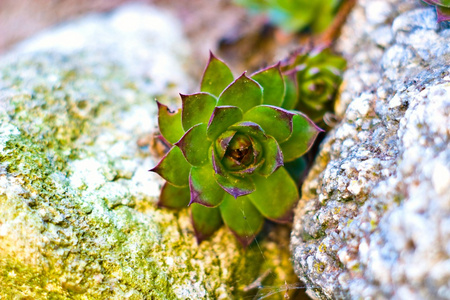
xmin=151 ymin=53 xmax=322 ymax=246
xmin=282 ymin=49 xmax=346 ymax=124
xmin=422 ymin=0 xmax=450 ymax=21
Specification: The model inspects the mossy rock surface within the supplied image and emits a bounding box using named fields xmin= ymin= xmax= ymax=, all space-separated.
xmin=0 ymin=5 xmax=297 ymax=299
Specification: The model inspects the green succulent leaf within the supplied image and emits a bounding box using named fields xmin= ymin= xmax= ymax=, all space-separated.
xmin=220 ymin=193 xmax=264 ymax=247
xmin=157 ymin=101 xmax=184 ymax=145
xmin=248 ymin=135 xmax=263 ymax=162
xmin=218 ymin=73 xmax=263 ymax=113
xmin=181 ymin=93 xmax=217 ymax=131
xmin=158 ymin=182 xmax=190 ymax=209
xmin=150 ymin=146 xmax=191 ymax=187
xmin=422 ymin=0 xmax=450 ymax=22
xmin=191 ymin=203 xmax=223 ymax=244
xmin=248 ymin=167 xmax=299 ymax=222
xmin=201 ymin=52 xmax=234 ymax=97
xmin=214 ymin=171 xmax=256 ymax=198
xmin=189 ymin=164 xmax=225 ymax=207
xmin=281 ymin=75 xmax=298 ymax=110
xmin=229 ymin=121 xmax=266 ymax=140
xmin=243 ymin=105 xmax=294 ymax=143
xmin=176 ymin=124 xmax=211 ymax=166
xmin=207 ymin=106 xmax=243 ymax=140
xmin=281 ymin=113 xmax=323 ymax=162
xmin=436 ymin=5 xmax=450 ymax=21
xmin=251 ymin=63 xmax=285 ymax=106
xmin=230 ymin=159 xmax=265 ymax=176
xmin=258 ymin=135 xmax=283 ymax=176
xmin=211 ymin=148 xmax=227 ymax=175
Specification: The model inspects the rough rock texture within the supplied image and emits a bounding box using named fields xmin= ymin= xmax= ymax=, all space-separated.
xmin=0 ymin=4 xmax=297 ymax=299
xmin=291 ymin=1 xmax=450 ymax=299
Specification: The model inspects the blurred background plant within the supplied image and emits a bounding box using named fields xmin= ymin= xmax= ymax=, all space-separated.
xmin=279 ymin=47 xmax=346 ymax=186
xmin=233 ymin=0 xmax=342 ymax=33
xmin=282 ymin=48 xmax=347 ymax=127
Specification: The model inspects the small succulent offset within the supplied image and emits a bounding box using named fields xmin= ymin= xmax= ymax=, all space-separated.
xmin=150 ymin=53 xmax=322 ymax=246
xmin=422 ymin=0 xmax=450 ymax=22
xmin=234 ymin=0 xmax=342 ymax=33
xmin=282 ymin=48 xmax=347 ymax=125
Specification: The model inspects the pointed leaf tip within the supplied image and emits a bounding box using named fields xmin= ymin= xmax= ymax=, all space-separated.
xmin=150 ymin=146 xmax=191 ymax=187
xmin=218 ymin=72 xmax=263 ymax=113
xmin=258 ymin=135 xmax=284 ymax=177
xmin=251 ymin=62 xmax=285 ymax=107
xmin=189 ymin=165 xmax=225 ymax=207
xmin=207 ymin=106 xmax=243 ymax=140
xmin=201 ymin=53 xmax=234 ymax=97
xmin=175 ymin=123 xmax=211 ymax=166
xmin=280 ymin=113 xmax=323 ymax=162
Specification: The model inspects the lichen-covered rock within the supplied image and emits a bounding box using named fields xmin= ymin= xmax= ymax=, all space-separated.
xmin=291 ymin=1 xmax=450 ymax=299
xmin=0 ymin=4 xmax=297 ymax=299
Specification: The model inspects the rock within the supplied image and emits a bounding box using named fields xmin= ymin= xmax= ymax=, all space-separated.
xmin=291 ymin=1 xmax=450 ymax=299
xmin=0 ymin=4 xmax=297 ymax=299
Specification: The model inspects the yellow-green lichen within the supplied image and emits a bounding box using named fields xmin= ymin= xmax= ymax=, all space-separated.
xmin=314 ymin=262 xmax=326 ymax=274
xmin=318 ymin=243 xmax=327 ymax=253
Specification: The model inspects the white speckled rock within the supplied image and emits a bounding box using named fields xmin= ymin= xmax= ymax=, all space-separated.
xmin=291 ymin=1 xmax=450 ymax=299
xmin=0 ymin=4 xmax=297 ymax=299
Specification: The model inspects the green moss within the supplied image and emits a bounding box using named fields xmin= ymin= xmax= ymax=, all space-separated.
xmin=370 ymin=219 xmax=378 ymax=231
xmin=393 ymin=194 xmax=404 ymax=205
xmin=314 ymin=261 xmax=326 ymax=274
xmin=318 ymin=243 xmax=327 ymax=253
xmin=0 ymin=256 xmax=71 ymax=300
xmin=350 ymin=263 xmax=361 ymax=272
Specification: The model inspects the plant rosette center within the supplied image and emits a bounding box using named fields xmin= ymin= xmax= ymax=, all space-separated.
xmin=150 ymin=53 xmax=322 ymax=246
xmin=220 ymin=132 xmax=256 ymax=171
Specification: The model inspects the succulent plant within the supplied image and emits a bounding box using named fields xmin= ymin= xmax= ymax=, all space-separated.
xmin=422 ymin=0 xmax=450 ymax=21
xmin=234 ymin=0 xmax=342 ymax=33
xmin=281 ymin=48 xmax=346 ymax=125
xmin=150 ymin=53 xmax=322 ymax=246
